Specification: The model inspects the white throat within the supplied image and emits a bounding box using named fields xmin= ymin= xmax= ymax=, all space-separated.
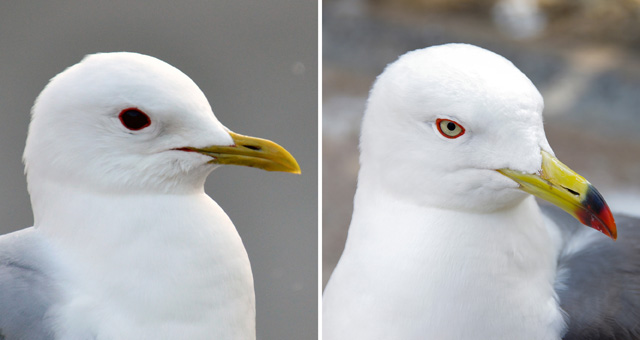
xmin=324 ymin=184 xmax=566 ymax=339
xmin=32 ymin=180 xmax=256 ymax=339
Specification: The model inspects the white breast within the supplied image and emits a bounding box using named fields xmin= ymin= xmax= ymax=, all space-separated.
xmin=323 ymin=195 xmax=566 ymax=340
xmin=36 ymin=189 xmax=255 ymax=340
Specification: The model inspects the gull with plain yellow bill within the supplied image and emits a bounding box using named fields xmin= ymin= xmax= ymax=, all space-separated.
xmin=323 ymin=44 xmax=639 ymax=340
xmin=177 ymin=131 xmax=300 ymax=174
xmin=0 ymin=52 xmax=299 ymax=339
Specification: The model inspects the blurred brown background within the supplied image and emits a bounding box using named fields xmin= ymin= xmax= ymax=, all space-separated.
xmin=323 ymin=0 xmax=640 ymax=287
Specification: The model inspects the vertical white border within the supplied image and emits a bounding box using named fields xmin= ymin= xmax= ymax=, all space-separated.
xmin=317 ymin=0 xmax=323 ymax=338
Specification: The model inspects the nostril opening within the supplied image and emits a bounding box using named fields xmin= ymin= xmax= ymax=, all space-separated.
xmin=563 ymin=186 xmax=580 ymax=196
xmin=243 ymin=144 xmax=261 ymax=151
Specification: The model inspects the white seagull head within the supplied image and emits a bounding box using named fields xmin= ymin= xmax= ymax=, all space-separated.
xmin=24 ymin=52 xmax=300 ymax=196
xmin=360 ymin=44 xmax=615 ymax=238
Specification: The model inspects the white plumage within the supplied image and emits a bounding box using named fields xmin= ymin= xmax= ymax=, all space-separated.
xmin=0 ymin=52 xmax=299 ymax=339
xmin=323 ymin=44 xmax=623 ymax=339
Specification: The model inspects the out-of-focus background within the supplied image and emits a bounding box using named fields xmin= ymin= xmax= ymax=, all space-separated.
xmin=323 ymin=0 xmax=640 ymax=287
xmin=0 ymin=2 xmax=317 ymax=339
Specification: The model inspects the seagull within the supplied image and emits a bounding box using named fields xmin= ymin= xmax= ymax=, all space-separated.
xmin=323 ymin=44 xmax=640 ymax=340
xmin=0 ymin=52 xmax=300 ymax=339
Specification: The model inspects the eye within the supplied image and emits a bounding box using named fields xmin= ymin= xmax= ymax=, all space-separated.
xmin=119 ymin=108 xmax=151 ymax=131
xmin=436 ymin=118 xmax=465 ymax=139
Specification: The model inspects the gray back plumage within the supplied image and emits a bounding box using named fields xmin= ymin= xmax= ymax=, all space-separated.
xmin=542 ymin=205 xmax=640 ymax=340
xmin=0 ymin=228 xmax=59 ymax=340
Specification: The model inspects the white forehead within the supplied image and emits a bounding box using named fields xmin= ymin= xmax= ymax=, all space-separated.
xmin=373 ymin=44 xmax=544 ymax=123
xmin=35 ymin=52 xmax=212 ymax=122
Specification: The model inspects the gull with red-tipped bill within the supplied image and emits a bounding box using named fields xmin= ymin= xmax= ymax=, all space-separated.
xmin=323 ymin=44 xmax=639 ymax=340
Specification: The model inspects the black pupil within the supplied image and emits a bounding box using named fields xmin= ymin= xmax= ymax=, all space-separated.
xmin=446 ymin=122 xmax=456 ymax=131
xmin=121 ymin=110 xmax=150 ymax=130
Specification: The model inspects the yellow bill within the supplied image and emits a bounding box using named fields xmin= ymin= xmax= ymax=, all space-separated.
xmin=498 ymin=150 xmax=616 ymax=239
xmin=180 ymin=131 xmax=301 ymax=174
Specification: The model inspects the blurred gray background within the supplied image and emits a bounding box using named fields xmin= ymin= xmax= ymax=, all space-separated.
xmin=323 ymin=0 xmax=640 ymax=287
xmin=0 ymin=1 xmax=317 ymax=339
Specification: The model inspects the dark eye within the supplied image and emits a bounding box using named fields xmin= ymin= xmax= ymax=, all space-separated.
xmin=119 ymin=108 xmax=151 ymax=131
xmin=436 ymin=118 xmax=465 ymax=139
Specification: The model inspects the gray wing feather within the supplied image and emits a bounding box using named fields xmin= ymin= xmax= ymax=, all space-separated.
xmin=0 ymin=228 xmax=59 ymax=340
xmin=542 ymin=205 xmax=640 ymax=340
